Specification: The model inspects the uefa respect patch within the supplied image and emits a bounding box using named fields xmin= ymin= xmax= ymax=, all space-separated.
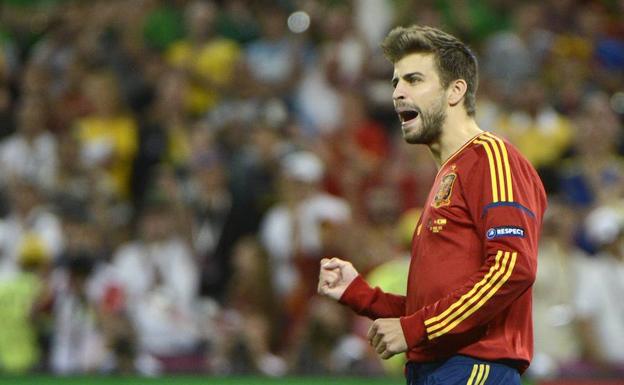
xmin=486 ymin=226 xmax=525 ymax=240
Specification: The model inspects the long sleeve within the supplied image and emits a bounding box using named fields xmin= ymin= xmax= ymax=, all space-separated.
xmin=339 ymin=275 xmax=406 ymax=319
xmin=400 ymin=133 xmax=546 ymax=349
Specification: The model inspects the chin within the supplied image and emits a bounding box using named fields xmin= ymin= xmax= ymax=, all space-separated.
xmin=403 ymin=134 xmax=429 ymax=145
xmin=402 ymin=125 xmax=425 ymax=144
xmin=402 ymin=124 xmax=439 ymax=145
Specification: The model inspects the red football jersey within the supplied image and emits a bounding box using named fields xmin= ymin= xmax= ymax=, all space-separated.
xmin=340 ymin=132 xmax=546 ymax=372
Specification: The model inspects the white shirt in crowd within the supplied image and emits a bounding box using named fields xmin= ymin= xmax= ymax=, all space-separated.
xmin=260 ymin=192 xmax=350 ymax=298
xmin=112 ymin=237 xmax=200 ymax=356
xmin=0 ymin=207 xmax=64 ymax=275
xmin=574 ymin=253 xmax=624 ymax=363
xmin=0 ymin=132 xmax=58 ymax=190
xmin=50 ymin=268 xmax=111 ymax=374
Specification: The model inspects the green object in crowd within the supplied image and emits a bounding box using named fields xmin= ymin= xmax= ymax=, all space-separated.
xmin=1 ymin=0 xmax=64 ymax=7
xmin=366 ymin=258 xmax=410 ymax=376
xmin=0 ymin=273 xmax=42 ymax=374
xmin=436 ymin=0 xmax=510 ymax=43
xmin=143 ymin=5 xmax=185 ymax=51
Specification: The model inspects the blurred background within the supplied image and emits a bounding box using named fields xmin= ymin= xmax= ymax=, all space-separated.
xmin=0 ymin=0 xmax=622 ymax=384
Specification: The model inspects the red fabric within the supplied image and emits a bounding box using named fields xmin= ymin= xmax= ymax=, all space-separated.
xmin=322 ymin=120 xmax=390 ymax=209
xmin=353 ymin=121 xmax=390 ymax=159
xmin=101 ymin=284 xmax=126 ymax=313
xmin=340 ymin=132 xmax=547 ymax=373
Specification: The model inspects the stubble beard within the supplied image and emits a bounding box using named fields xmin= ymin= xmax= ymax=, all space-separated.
xmin=403 ymin=97 xmax=447 ymax=145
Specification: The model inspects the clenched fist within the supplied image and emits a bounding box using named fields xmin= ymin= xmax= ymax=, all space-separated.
xmin=368 ymin=318 xmax=408 ymax=359
xmin=317 ymin=257 xmax=359 ymax=301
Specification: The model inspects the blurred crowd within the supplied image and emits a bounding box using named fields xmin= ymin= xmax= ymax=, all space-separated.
xmin=0 ymin=0 xmax=622 ymax=380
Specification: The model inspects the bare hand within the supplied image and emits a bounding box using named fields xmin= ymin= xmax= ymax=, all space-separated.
xmin=367 ymin=318 xmax=408 ymax=359
xmin=317 ymin=257 xmax=358 ymax=301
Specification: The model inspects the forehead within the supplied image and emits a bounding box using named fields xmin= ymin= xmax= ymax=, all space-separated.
xmin=392 ymin=52 xmax=438 ymax=79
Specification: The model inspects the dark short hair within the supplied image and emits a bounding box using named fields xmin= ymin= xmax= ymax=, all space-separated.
xmin=382 ymin=25 xmax=478 ymax=116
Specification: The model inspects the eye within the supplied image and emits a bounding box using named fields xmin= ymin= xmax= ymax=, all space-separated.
xmin=407 ymin=76 xmax=422 ymax=85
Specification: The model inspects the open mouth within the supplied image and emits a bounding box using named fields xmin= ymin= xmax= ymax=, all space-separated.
xmin=397 ymin=109 xmax=420 ymax=124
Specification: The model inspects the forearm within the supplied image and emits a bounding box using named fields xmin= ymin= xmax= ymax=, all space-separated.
xmin=339 ymin=275 xmax=406 ymax=319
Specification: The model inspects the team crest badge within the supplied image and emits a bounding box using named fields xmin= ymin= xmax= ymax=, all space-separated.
xmin=432 ymin=173 xmax=457 ymax=208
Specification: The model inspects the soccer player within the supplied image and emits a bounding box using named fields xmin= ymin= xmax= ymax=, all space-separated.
xmin=318 ymin=25 xmax=546 ymax=385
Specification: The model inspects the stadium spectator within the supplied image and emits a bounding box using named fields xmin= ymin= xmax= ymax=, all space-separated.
xmin=74 ymin=71 xmax=138 ymax=201
xmin=0 ymin=178 xmax=63 ymax=275
xmin=495 ymin=79 xmax=574 ymax=192
xmin=0 ymin=95 xmax=58 ymax=190
xmin=188 ymin=151 xmax=232 ymax=298
xmin=111 ymin=198 xmax=201 ymax=371
xmin=241 ymin=4 xmax=303 ymax=102
xmin=559 ymin=92 xmax=624 ymax=211
xmin=573 ymin=205 xmax=624 ymax=377
xmin=318 ymin=3 xmax=370 ymax=90
xmin=260 ymin=151 xmax=351 ymax=348
xmin=50 ymin=254 xmax=109 ymax=374
xmin=482 ymin=3 xmax=552 ymax=101
xmin=0 ymin=227 xmax=52 ymax=373
xmin=531 ymin=201 xmax=585 ymax=378
xmin=321 ymin=92 xmax=391 ymax=219
xmin=130 ymin=68 xmax=193 ymax=212
xmin=215 ymin=117 xmax=289 ymax=299
xmin=291 ymin=297 xmax=378 ymax=376
xmin=166 ymin=0 xmax=241 ymax=116
xmin=212 ymin=236 xmax=286 ymax=376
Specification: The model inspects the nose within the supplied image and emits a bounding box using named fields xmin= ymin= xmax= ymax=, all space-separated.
xmin=392 ymin=81 xmax=406 ymax=102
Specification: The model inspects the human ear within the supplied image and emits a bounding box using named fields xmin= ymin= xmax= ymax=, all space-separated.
xmin=448 ymin=79 xmax=467 ymax=107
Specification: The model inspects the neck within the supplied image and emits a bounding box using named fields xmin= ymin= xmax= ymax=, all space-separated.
xmin=428 ymin=110 xmax=482 ymax=168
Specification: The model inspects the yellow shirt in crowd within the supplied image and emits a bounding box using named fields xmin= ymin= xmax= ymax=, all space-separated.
xmin=166 ymin=38 xmax=241 ymax=114
xmin=497 ymin=109 xmax=573 ymax=169
xmin=0 ymin=273 xmax=42 ymax=373
xmin=75 ymin=115 xmax=138 ymax=199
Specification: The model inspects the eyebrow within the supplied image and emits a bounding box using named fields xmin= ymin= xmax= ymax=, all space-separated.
xmin=392 ymin=71 xmax=425 ymax=88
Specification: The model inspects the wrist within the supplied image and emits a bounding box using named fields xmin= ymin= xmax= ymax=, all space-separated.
xmin=399 ymin=313 xmax=427 ymax=349
xmin=338 ymin=275 xmax=367 ymax=304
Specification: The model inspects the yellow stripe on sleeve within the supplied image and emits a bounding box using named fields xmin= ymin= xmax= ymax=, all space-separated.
xmin=484 ymin=132 xmax=513 ymax=202
xmin=480 ymin=135 xmax=506 ymax=202
xmin=428 ymin=252 xmax=517 ymax=340
xmin=477 ymin=364 xmax=490 ymax=385
xmin=424 ymin=251 xmax=504 ymax=327
xmin=466 ymin=364 xmax=479 ymax=385
xmin=426 ymin=251 xmax=510 ymax=336
xmin=473 ymin=139 xmax=499 ymax=202
xmin=475 ymin=365 xmax=485 ymax=385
